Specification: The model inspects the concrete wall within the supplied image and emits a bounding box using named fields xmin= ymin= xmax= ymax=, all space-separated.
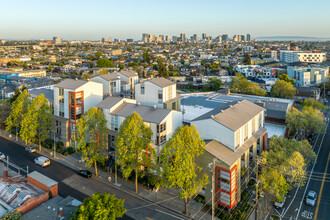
xmin=135 ymin=81 xmax=163 ymax=108
xmin=90 ymin=76 xmax=121 ymax=96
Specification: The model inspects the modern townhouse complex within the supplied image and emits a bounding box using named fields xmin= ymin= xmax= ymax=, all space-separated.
xmin=135 ymin=77 xmax=181 ymax=111
xmin=235 ymin=65 xmax=285 ymax=78
xmin=96 ymin=96 xmax=182 ymax=156
xmin=280 ymin=51 xmax=326 ymax=63
xmin=191 ymin=100 xmax=267 ymax=210
xmin=53 ymin=79 xmax=103 ymax=146
xmin=287 ymin=65 xmax=329 ymax=86
xmin=115 ymin=70 xmax=138 ymax=97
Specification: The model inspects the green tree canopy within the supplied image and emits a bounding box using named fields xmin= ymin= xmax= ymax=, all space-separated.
xmin=0 ymin=211 xmax=22 ymax=220
xmin=71 ymin=192 xmax=126 ymax=220
xmin=158 ymin=62 xmax=169 ymax=78
xmin=142 ymin=50 xmax=151 ymax=63
xmin=206 ymin=77 xmax=222 ymax=91
xmin=260 ymin=136 xmax=316 ymax=202
xmin=5 ymin=90 xmax=30 ymax=140
xmin=278 ymin=74 xmax=295 ymax=84
xmin=302 ymin=98 xmax=328 ymax=111
xmin=286 ymin=107 xmax=326 ymax=139
xmin=270 ymin=80 xmax=296 ymax=99
xmin=230 ymin=73 xmax=266 ymax=96
xmin=20 ymin=94 xmax=52 ymax=150
xmin=96 ymin=58 xmax=114 ymax=68
xmin=160 ymin=125 xmax=209 ymax=216
xmin=243 ymin=53 xmax=251 ymax=65
xmin=115 ymin=112 xmax=155 ymax=194
xmin=75 ymin=107 xmax=108 ymax=176
xmin=95 ymin=51 xmax=102 ymax=57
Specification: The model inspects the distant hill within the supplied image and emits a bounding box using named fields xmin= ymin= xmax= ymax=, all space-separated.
xmin=255 ymin=36 xmax=330 ymax=41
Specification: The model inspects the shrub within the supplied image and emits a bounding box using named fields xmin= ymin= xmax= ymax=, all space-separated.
xmin=241 ymin=191 xmax=250 ymax=202
xmin=56 ymin=141 xmax=64 ymax=148
xmin=1 ymin=211 xmax=22 ymax=220
xmin=67 ymin=147 xmax=75 ymax=154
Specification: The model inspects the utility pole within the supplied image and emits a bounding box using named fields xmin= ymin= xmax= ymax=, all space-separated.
xmin=212 ymin=158 xmax=215 ymax=220
xmin=255 ymin=155 xmax=258 ymax=220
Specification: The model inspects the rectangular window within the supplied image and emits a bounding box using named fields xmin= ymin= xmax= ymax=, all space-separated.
xmin=111 ymin=115 xmax=119 ymax=131
xmin=157 ymin=122 xmax=166 ymax=133
xmin=235 ymin=130 xmax=240 ymax=150
xmin=59 ymin=103 xmax=64 ymax=117
xmin=259 ymin=113 xmax=262 ymax=128
xmin=167 ymin=85 xmax=173 ymax=100
xmin=244 ymin=123 xmax=248 ymax=142
xmin=252 ymin=118 xmax=256 ymax=134
xmin=141 ymin=84 xmax=145 ymax=95
xmin=158 ymin=91 xmax=163 ymax=104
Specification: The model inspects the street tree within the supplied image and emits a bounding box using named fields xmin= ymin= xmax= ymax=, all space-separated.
xmin=302 ymin=98 xmax=328 ymax=111
xmin=270 ymin=80 xmax=296 ymax=99
xmin=115 ymin=112 xmax=155 ymax=194
xmin=75 ymin=107 xmax=108 ymax=176
xmin=20 ymin=94 xmax=52 ymax=150
xmin=5 ymin=90 xmax=30 ymax=140
xmin=259 ymin=136 xmax=315 ymax=203
xmin=243 ymin=53 xmax=251 ymax=65
xmin=158 ymin=62 xmax=169 ymax=78
xmin=286 ymin=107 xmax=326 ymax=139
xmin=160 ymin=125 xmax=209 ymax=216
xmin=142 ymin=50 xmax=151 ymax=63
xmin=278 ymin=74 xmax=295 ymax=84
xmin=71 ymin=192 xmax=126 ymax=220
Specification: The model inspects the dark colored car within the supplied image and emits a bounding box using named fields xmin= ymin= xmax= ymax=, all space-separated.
xmin=77 ymin=170 xmax=92 ymax=178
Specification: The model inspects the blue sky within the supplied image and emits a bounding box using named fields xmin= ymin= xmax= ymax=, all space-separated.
xmin=1 ymin=0 xmax=330 ymax=40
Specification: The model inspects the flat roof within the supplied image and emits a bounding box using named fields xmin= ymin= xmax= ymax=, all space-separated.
xmin=28 ymin=171 xmax=58 ymax=188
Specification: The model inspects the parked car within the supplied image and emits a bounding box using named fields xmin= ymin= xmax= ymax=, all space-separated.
xmin=77 ymin=170 xmax=92 ymax=178
xmin=25 ymin=147 xmax=37 ymax=153
xmin=0 ymin=152 xmax=5 ymax=160
xmin=274 ymin=195 xmax=287 ymax=209
xmin=306 ymin=190 xmax=317 ymax=206
xmin=34 ymin=156 xmax=50 ymax=167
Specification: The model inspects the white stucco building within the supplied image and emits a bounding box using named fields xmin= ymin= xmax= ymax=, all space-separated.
xmin=280 ymin=51 xmax=326 ymax=63
xmin=53 ymin=79 xmax=103 ymax=146
xmin=287 ymin=66 xmax=329 ymax=86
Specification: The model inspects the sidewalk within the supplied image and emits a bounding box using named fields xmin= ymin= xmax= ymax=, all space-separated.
xmin=0 ymin=130 xmax=213 ymax=220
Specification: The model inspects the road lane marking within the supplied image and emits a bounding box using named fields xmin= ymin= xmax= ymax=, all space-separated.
xmin=313 ymin=151 xmax=330 ymax=220
xmin=294 ymin=119 xmax=329 ymax=220
xmin=281 ymin=132 xmax=321 ymax=218
xmin=155 ymin=209 xmax=185 ymax=220
xmin=301 ymin=210 xmax=313 ymax=219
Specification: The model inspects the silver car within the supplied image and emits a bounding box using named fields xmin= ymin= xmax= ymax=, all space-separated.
xmin=274 ymin=195 xmax=287 ymax=208
xmin=306 ymin=190 xmax=317 ymax=206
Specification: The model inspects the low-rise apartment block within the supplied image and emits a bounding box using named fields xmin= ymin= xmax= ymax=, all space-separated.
xmin=191 ymin=100 xmax=267 ymax=210
xmin=287 ymin=66 xmax=329 ymax=86
xmin=53 ymin=79 xmax=103 ymax=146
xmin=97 ymin=96 xmax=182 ymax=156
xmin=135 ymin=77 xmax=181 ymax=111
xmin=280 ymin=51 xmax=326 ymax=63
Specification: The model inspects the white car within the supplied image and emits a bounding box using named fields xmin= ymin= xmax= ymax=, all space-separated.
xmin=34 ymin=156 xmax=50 ymax=167
xmin=306 ymin=191 xmax=317 ymax=206
xmin=0 ymin=152 xmax=5 ymax=160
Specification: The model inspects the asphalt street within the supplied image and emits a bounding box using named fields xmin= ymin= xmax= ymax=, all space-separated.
xmin=0 ymin=136 xmax=189 ymax=220
xmin=273 ymin=110 xmax=330 ymax=220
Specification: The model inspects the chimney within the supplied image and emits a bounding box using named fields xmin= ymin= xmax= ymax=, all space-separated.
xmin=4 ymin=170 xmax=8 ymax=177
xmin=211 ymin=115 xmax=214 ymax=119
xmin=153 ymin=105 xmax=156 ymax=109
xmin=137 ymin=102 xmax=140 ymax=106
xmin=59 ymin=207 xmax=63 ymax=218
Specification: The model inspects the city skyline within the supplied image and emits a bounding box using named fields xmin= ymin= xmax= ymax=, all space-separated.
xmin=1 ymin=0 xmax=330 ymax=40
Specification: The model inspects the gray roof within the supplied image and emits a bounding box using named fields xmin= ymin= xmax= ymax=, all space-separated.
xmin=54 ymin=79 xmax=88 ymax=90
xmin=193 ymin=100 xmax=264 ymax=131
xmin=29 ymin=88 xmax=54 ymax=102
xmin=117 ymin=70 xmax=138 ymax=78
xmin=111 ymin=103 xmax=172 ymax=124
xmin=148 ymin=77 xmax=175 ymax=88
xmin=96 ymin=96 xmax=124 ymax=109
xmin=97 ymin=74 xmax=120 ymax=81
xmin=27 ymin=171 xmax=58 ymax=188
xmin=264 ymin=101 xmax=289 ymax=119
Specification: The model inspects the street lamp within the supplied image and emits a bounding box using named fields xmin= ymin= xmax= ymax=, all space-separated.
xmin=49 ymin=128 xmax=56 ymax=158
xmin=109 ymin=150 xmax=121 ymax=187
